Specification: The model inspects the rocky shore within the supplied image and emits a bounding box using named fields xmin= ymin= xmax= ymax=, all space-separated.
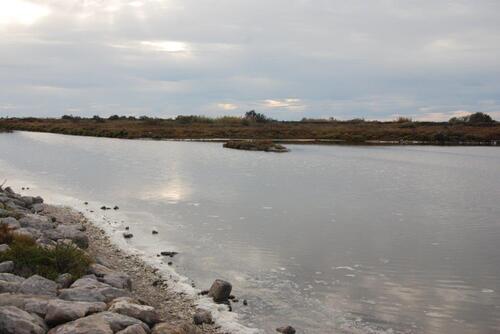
xmin=0 ymin=185 xmax=225 ymax=334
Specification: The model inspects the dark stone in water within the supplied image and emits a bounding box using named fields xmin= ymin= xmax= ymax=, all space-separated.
xmin=243 ymin=299 xmax=248 ymax=306
xmin=167 ymin=262 xmax=173 ymax=266
xmin=123 ymin=232 xmax=133 ymax=239
xmin=100 ymin=206 xmax=107 ymax=210
xmin=113 ymin=206 xmax=119 ymax=210
xmin=200 ymin=290 xmax=209 ymax=296
xmin=152 ymin=230 xmax=158 ymax=234
xmin=125 ymin=226 xmax=129 ymax=230
xmin=208 ymin=279 xmax=232 ymax=303
xmin=276 ymin=326 xmax=296 ymax=334
xmin=160 ymin=251 xmax=178 ymax=257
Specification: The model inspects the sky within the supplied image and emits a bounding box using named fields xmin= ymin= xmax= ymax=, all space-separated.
xmin=1 ymin=0 xmax=500 ymax=121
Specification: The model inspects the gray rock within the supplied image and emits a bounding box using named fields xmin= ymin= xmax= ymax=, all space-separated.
xmin=109 ymin=299 xmax=160 ymax=326
xmin=0 ymin=217 xmax=21 ymax=229
xmin=0 ymin=244 xmax=10 ymax=253
xmin=88 ymin=263 xmax=113 ymax=277
xmin=58 ymin=288 xmax=107 ymax=303
xmin=0 ymin=280 xmax=20 ymax=293
xmin=32 ymin=203 xmax=45 ymax=213
xmin=276 ymin=326 xmax=296 ymax=334
xmin=60 ymin=277 xmax=129 ymax=302
xmin=19 ymin=215 xmax=55 ymax=230
xmin=0 ymin=272 xmax=25 ymax=283
xmin=55 ymin=273 xmax=73 ymax=289
xmin=48 ymin=317 xmax=113 ymax=334
xmin=21 ymin=196 xmax=34 ymax=208
xmin=100 ymin=272 xmax=132 ymax=290
xmin=19 ymin=274 xmax=58 ymax=296
xmin=117 ymin=324 xmax=148 ymax=334
xmin=45 ymin=299 xmax=106 ymax=326
xmin=23 ymin=298 xmax=54 ymax=317
xmin=44 ymin=225 xmax=89 ymax=248
xmin=0 ymin=293 xmax=53 ymax=311
xmin=207 ymin=279 xmax=232 ymax=302
xmin=193 ymin=309 xmax=213 ymax=325
xmin=0 ymin=305 xmax=47 ymax=334
xmin=0 ymin=208 xmax=10 ymax=218
xmin=33 ymin=196 xmax=44 ymax=204
xmin=14 ymin=227 xmax=42 ymax=240
xmin=0 ymin=260 xmax=14 ymax=273
xmin=84 ymin=311 xmax=150 ymax=332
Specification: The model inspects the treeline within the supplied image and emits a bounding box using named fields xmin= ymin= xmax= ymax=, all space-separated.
xmin=0 ymin=112 xmax=498 ymax=144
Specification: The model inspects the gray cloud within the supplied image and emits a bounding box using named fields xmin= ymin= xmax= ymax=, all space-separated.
xmin=1 ymin=0 xmax=499 ymax=120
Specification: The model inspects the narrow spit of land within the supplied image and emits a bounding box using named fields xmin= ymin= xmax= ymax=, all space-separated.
xmin=1 ymin=116 xmax=499 ymax=145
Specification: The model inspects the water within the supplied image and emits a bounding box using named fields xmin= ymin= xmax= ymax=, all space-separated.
xmin=1 ymin=131 xmax=499 ymax=333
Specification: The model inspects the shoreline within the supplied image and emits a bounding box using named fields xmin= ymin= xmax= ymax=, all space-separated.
xmin=2 ymin=129 xmax=499 ymax=147
xmin=0 ymin=185 xmax=259 ymax=334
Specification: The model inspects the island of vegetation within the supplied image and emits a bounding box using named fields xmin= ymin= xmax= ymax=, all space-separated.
xmin=223 ymin=140 xmax=289 ymax=152
xmin=0 ymin=111 xmax=498 ymax=145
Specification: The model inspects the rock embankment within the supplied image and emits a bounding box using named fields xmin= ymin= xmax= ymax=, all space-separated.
xmin=0 ymin=185 xmax=222 ymax=334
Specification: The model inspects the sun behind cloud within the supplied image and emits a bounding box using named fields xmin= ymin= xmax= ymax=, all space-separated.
xmin=0 ymin=0 xmax=50 ymax=26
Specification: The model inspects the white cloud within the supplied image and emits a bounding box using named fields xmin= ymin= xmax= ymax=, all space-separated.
xmin=0 ymin=0 xmax=50 ymax=26
xmin=217 ymin=103 xmax=238 ymax=111
xmin=0 ymin=0 xmax=499 ymax=120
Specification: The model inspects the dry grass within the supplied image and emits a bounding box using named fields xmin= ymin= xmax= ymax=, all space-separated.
xmin=1 ymin=117 xmax=499 ymax=144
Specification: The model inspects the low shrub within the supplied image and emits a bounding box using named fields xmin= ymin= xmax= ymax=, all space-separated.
xmin=0 ymin=235 xmax=92 ymax=280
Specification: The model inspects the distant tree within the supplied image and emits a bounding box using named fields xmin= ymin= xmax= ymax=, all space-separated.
xmin=108 ymin=115 xmax=120 ymax=120
xmin=244 ymin=110 xmax=270 ymax=123
xmin=92 ymin=115 xmax=105 ymax=123
xmin=449 ymin=112 xmax=494 ymax=124
xmin=395 ymin=116 xmax=412 ymax=123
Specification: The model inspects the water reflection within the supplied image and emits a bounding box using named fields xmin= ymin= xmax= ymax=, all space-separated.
xmin=0 ymin=132 xmax=499 ymax=333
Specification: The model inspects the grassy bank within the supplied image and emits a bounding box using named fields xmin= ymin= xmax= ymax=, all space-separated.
xmin=1 ymin=114 xmax=499 ymax=145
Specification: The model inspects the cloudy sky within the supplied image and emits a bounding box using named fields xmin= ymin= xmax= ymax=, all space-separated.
xmin=1 ymin=0 xmax=500 ymax=121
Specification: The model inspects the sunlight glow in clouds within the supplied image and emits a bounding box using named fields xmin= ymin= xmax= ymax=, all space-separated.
xmin=141 ymin=41 xmax=188 ymax=53
xmin=0 ymin=0 xmax=50 ymax=26
xmin=218 ymin=103 xmax=238 ymax=111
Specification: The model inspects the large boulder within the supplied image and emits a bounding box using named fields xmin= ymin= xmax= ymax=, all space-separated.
xmin=49 ymin=312 xmax=150 ymax=334
xmin=45 ymin=299 xmax=106 ymax=326
xmin=0 ymin=272 xmax=25 ymax=283
xmin=207 ymin=279 xmax=232 ymax=302
xmin=0 ymin=305 xmax=47 ymax=334
xmin=109 ymin=298 xmax=160 ymax=326
xmin=19 ymin=274 xmax=58 ymax=296
xmin=0 ymin=260 xmax=14 ymax=273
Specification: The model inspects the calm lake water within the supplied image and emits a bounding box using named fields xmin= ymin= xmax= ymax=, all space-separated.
xmin=1 ymin=131 xmax=499 ymax=333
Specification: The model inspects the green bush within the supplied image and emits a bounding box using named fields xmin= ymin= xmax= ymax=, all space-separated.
xmin=0 ymin=236 xmax=92 ymax=280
